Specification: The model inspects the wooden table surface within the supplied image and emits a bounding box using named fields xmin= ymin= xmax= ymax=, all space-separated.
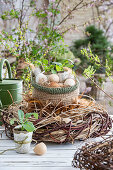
xmin=0 ymin=123 xmax=112 ymax=170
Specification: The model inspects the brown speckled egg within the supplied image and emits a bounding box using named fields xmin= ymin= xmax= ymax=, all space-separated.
xmin=49 ymin=82 xmax=60 ymax=88
xmin=33 ymin=142 xmax=47 ymax=156
xmin=58 ymin=83 xmax=64 ymax=87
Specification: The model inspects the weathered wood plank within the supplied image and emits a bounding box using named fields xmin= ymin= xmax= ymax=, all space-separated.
xmin=0 ymin=157 xmax=73 ymax=167
xmin=0 ymin=150 xmax=76 ymax=157
xmin=0 ymin=167 xmax=77 ymax=170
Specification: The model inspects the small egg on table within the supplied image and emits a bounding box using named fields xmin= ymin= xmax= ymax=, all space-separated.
xmin=33 ymin=142 xmax=47 ymax=156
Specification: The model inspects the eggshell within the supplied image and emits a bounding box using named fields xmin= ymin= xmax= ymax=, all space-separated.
xmin=63 ymin=118 xmax=71 ymax=124
xmin=36 ymin=73 xmax=47 ymax=85
xmin=49 ymin=82 xmax=60 ymax=88
xmin=34 ymin=142 xmax=47 ymax=156
xmin=64 ymin=79 xmax=75 ymax=87
xmin=48 ymin=74 xmax=59 ymax=83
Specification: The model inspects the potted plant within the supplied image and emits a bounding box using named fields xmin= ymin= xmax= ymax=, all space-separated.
xmin=10 ymin=110 xmax=38 ymax=154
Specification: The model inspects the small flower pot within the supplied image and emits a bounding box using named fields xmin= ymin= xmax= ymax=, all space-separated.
xmin=13 ymin=125 xmax=33 ymax=154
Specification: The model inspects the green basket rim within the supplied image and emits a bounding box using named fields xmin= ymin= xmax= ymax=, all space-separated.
xmin=32 ymin=78 xmax=79 ymax=94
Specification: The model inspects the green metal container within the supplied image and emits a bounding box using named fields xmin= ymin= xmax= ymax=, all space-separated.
xmin=0 ymin=59 xmax=23 ymax=108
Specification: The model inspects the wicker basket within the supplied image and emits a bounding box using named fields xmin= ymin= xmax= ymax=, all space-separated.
xmin=32 ymin=79 xmax=79 ymax=105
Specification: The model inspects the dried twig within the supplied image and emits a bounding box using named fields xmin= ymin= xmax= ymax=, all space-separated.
xmin=72 ymin=136 xmax=113 ymax=170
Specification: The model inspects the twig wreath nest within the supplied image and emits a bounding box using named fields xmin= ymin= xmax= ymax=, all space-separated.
xmin=72 ymin=136 xmax=113 ymax=170
xmin=1 ymin=94 xmax=112 ymax=143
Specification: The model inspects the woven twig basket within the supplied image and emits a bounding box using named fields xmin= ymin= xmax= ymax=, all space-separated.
xmin=32 ymin=79 xmax=79 ymax=105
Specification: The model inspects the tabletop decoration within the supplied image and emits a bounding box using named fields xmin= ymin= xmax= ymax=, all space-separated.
xmin=10 ymin=110 xmax=38 ymax=153
xmin=31 ymin=65 xmax=79 ymax=106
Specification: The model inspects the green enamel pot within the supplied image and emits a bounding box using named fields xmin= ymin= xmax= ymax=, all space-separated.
xmin=0 ymin=59 xmax=23 ymax=108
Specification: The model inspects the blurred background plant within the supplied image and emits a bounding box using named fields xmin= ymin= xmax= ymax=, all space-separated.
xmin=70 ymin=25 xmax=113 ymax=73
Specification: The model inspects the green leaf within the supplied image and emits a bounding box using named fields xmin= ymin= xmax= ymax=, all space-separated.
xmin=32 ymin=113 xmax=38 ymax=119
xmin=10 ymin=118 xmax=17 ymax=125
xmin=83 ymin=66 xmax=96 ymax=78
xmin=56 ymin=65 xmax=62 ymax=71
xmin=25 ymin=113 xmax=38 ymax=119
xmin=18 ymin=110 xmax=24 ymax=124
xmin=52 ymin=62 xmax=62 ymax=66
xmin=51 ymin=69 xmax=57 ymax=74
xmin=0 ymin=121 xmax=3 ymax=126
xmin=42 ymin=59 xmax=48 ymax=65
xmin=23 ymin=121 xmax=35 ymax=132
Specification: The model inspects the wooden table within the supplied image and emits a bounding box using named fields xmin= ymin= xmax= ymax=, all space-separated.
xmin=0 ymin=125 xmax=112 ymax=170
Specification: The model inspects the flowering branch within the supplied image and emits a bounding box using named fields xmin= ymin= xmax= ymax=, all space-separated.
xmin=58 ymin=0 xmax=83 ymax=26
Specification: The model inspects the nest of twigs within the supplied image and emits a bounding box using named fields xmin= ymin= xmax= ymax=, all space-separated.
xmin=1 ymin=93 xmax=112 ymax=143
xmin=72 ymin=136 xmax=113 ymax=170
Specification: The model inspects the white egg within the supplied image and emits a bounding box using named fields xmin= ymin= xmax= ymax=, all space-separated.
xmin=48 ymin=74 xmax=59 ymax=83
xmin=68 ymin=74 xmax=75 ymax=80
xmin=36 ymin=73 xmax=47 ymax=85
xmin=33 ymin=67 xmax=41 ymax=76
xmin=58 ymin=72 xmax=69 ymax=83
xmin=33 ymin=142 xmax=47 ymax=155
xmin=64 ymin=79 xmax=75 ymax=87
xmin=63 ymin=118 xmax=71 ymax=124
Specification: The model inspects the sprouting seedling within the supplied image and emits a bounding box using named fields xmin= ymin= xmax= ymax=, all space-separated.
xmin=10 ymin=110 xmax=38 ymax=132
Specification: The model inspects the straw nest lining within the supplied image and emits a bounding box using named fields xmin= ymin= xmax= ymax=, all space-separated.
xmin=1 ymin=94 xmax=112 ymax=143
xmin=72 ymin=136 xmax=113 ymax=170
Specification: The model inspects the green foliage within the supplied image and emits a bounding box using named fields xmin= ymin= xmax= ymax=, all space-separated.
xmin=34 ymin=58 xmax=74 ymax=74
xmin=83 ymin=65 xmax=96 ymax=78
xmin=82 ymin=47 xmax=113 ymax=83
xmin=10 ymin=110 xmax=38 ymax=132
xmin=1 ymin=9 xmax=20 ymax=20
xmin=70 ymin=25 xmax=113 ymax=73
xmin=0 ymin=113 xmax=3 ymax=126
xmin=0 ymin=0 xmax=72 ymax=90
